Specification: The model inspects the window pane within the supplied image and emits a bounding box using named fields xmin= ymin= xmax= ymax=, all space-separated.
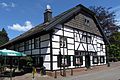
xmin=34 ymin=38 xmax=39 ymax=48
xmin=60 ymin=37 xmax=67 ymax=48
xmin=100 ymin=56 xmax=105 ymax=63
xmin=93 ymin=56 xmax=98 ymax=64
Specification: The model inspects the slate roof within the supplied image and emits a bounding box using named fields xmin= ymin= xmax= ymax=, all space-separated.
xmin=0 ymin=4 xmax=109 ymax=48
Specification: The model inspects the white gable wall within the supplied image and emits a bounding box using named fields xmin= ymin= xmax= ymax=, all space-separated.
xmin=52 ymin=24 xmax=106 ymax=70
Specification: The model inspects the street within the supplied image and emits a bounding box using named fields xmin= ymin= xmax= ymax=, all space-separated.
xmin=56 ymin=62 xmax=120 ymax=80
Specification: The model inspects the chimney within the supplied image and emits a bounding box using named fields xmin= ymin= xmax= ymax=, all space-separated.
xmin=44 ymin=5 xmax=52 ymax=23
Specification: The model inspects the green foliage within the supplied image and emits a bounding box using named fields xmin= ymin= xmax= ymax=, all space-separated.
xmin=109 ymin=32 xmax=120 ymax=59
xmin=20 ymin=56 xmax=33 ymax=67
xmin=109 ymin=44 xmax=120 ymax=58
xmin=109 ymin=32 xmax=120 ymax=43
xmin=0 ymin=28 xmax=9 ymax=46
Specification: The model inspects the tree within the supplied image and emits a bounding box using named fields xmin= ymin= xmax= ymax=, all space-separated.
xmin=89 ymin=6 xmax=119 ymax=36
xmin=0 ymin=28 xmax=9 ymax=46
xmin=109 ymin=44 xmax=120 ymax=58
xmin=107 ymin=32 xmax=120 ymax=61
xmin=109 ymin=32 xmax=120 ymax=44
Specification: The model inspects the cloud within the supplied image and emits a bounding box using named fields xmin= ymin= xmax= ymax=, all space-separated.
xmin=0 ymin=2 xmax=8 ymax=7
xmin=8 ymin=21 xmax=33 ymax=32
xmin=0 ymin=2 xmax=16 ymax=10
xmin=11 ymin=3 xmax=15 ymax=8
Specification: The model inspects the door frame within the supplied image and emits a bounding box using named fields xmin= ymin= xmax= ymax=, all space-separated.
xmin=85 ymin=54 xmax=90 ymax=68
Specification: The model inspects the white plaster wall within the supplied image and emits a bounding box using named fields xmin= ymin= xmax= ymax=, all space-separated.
xmin=41 ymin=48 xmax=50 ymax=54
xmin=52 ymin=42 xmax=60 ymax=48
xmin=81 ymin=56 xmax=85 ymax=67
xmin=64 ymin=31 xmax=74 ymax=38
xmin=88 ymin=44 xmax=94 ymax=51
xmin=90 ymin=56 xmax=93 ymax=66
xmin=67 ymin=50 xmax=74 ymax=55
xmin=43 ymin=62 xmax=50 ymax=70
xmin=42 ymin=55 xmax=50 ymax=61
xmin=68 ymin=44 xmax=74 ymax=49
xmin=75 ymin=42 xmax=79 ymax=50
xmin=64 ymin=26 xmax=74 ymax=32
xmin=82 ymin=44 xmax=87 ymax=51
xmin=54 ymin=29 xmax=63 ymax=35
xmin=52 ymin=62 xmax=60 ymax=70
xmin=53 ymin=56 xmax=57 ymax=61
xmin=52 ymin=35 xmax=60 ymax=42
xmin=52 ymin=49 xmax=59 ymax=55
xmin=67 ymin=38 xmax=74 ymax=44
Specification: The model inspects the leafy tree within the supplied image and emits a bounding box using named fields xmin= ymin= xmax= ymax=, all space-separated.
xmin=89 ymin=6 xmax=119 ymax=36
xmin=109 ymin=32 xmax=120 ymax=44
xmin=0 ymin=28 xmax=9 ymax=46
xmin=109 ymin=32 xmax=120 ymax=59
xmin=109 ymin=44 xmax=120 ymax=58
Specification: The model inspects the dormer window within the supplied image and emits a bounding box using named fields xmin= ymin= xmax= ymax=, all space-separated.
xmin=84 ymin=18 xmax=90 ymax=26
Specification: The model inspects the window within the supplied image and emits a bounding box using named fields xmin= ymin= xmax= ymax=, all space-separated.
xmin=34 ymin=38 xmax=39 ymax=49
xmin=57 ymin=55 xmax=71 ymax=67
xmin=14 ymin=44 xmax=19 ymax=51
xmin=73 ymin=56 xmax=83 ymax=66
xmin=87 ymin=36 xmax=91 ymax=44
xmin=25 ymin=41 xmax=29 ymax=50
xmin=81 ymin=35 xmax=86 ymax=43
xmin=93 ymin=56 xmax=98 ymax=64
xmin=100 ymin=44 xmax=103 ymax=51
xmin=84 ymin=18 xmax=90 ymax=26
xmin=100 ymin=56 xmax=105 ymax=63
xmin=60 ymin=36 xmax=67 ymax=48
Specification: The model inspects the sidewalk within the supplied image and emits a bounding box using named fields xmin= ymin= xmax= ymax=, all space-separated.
xmin=2 ymin=62 xmax=120 ymax=80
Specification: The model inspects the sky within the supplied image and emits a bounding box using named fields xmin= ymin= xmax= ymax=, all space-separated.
xmin=0 ymin=0 xmax=120 ymax=40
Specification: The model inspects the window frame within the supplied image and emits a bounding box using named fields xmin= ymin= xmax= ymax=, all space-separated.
xmin=93 ymin=56 xmax=99 ymax=64
xmin=57 ymin=55 xmax=71 ymax=67
xmin=60 ymin=36 xmax=67 ymax=48
xmin=100 ymin=56 xmax=105 ymax=63
xmin=84 ymin=18 xmax=90 ymax=26
xmin=73 ymin=56 xmax=83 ymax=66
xmin=34 ymin=37 xmax=39 ymax=49
xmin=100 ymin=44 xmax=103 ymax=51
xmin=24 ymin=40 xmax=29 ymax=51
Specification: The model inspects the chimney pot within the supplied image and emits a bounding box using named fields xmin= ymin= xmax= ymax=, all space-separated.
xmin=44 ymin=5 xmax=52 ymax=23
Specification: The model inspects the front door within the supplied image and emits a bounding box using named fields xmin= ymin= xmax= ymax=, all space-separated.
xmin=85 ymin=55 xmax=90 ymax=68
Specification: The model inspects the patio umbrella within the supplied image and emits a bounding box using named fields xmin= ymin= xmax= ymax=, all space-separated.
xmin=0 ymin=49 xmax=26 ymax=80
xmin=0 ymin=49 xmax=26 ymax=57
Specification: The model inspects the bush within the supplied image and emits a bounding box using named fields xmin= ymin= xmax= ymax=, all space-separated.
xmin=19 ymin=56 xmax=33 ymax=71
xmin=109 ymin=57 xmax=118 ymax=62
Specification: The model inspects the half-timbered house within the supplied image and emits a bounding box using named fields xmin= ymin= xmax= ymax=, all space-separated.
xmin=0 ymin=4 xmax=109 ymax=71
